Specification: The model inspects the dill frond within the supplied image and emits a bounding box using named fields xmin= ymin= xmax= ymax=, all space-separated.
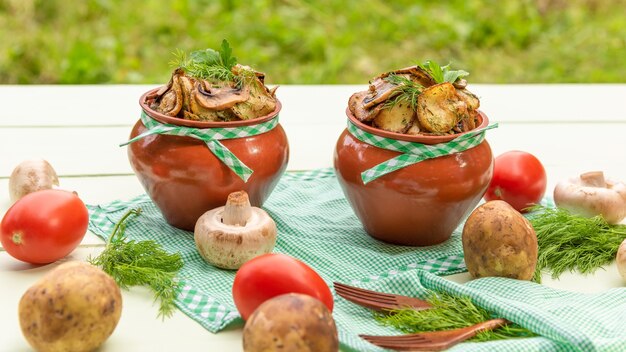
xmin=375 ymin=292 xmax=536 ymax=342
xmin=528 ymin=205 xmax=626 ymax=282
xmin=383 ymin=74 xmax=423 ymax=111
xmin=89 ymin=208 xmax=184 ymax=319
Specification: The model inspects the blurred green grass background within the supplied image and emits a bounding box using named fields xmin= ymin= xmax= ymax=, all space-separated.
xmin=1 ymin=0 xmax=625 ymax=84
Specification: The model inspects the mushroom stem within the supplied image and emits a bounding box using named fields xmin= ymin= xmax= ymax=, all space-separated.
xmin=580 ymin=171 xmax=606 ymax=188
xmin=222 ymin=191 xmax=252 ymax=226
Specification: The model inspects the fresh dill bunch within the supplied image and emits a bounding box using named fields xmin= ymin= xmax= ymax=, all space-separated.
xmin=375 ymin=292 xmax=535 ymax=342
xmin=419 ymin=60 xmax=469 ymax=84
xmin=171 ymin=39 xmax=238 ymax=83
xmin=528 ymin=205 xmax=626 ymax=283
xmin=383 ymin=73 xmax=423 ymax=111
xmin=89 ymin=208 xmax=184 ymax=319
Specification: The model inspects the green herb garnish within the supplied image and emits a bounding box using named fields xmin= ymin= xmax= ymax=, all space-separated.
xmin=170 ymin=39 xmax=238 ymax=82
xmin=89 ymin=208 xmax=184 ymax=319
xmin=382 ymin=74 xmax=423 ymax=111
xmin=419 ymin=60 xmax=469 ymax=84
xmin=376 ymin=292 xmax=535 ymax=342
xmin=528 ymin=205 xmax=626 ymax=283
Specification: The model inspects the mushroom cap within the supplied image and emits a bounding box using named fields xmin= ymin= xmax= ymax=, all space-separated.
xmin=194 ymin=206 xmax=277 ymax=270
xmin=9 ymin=159 xmax=59 ymax=203
xmin=554 ymin=173 xmax=626 ymax=224
xmin=617 ymin=239 xmax=626 ymax=280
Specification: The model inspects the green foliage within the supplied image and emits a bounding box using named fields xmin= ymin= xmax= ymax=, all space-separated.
xmin=529 ymin=205 xmax=626 ymax=283
xmin=383 ymin=74 xmax=423 ymax=111
xmin=1 ymin=0 xmax=626 ymax=84
xmin=89 ymin=208 xmax=184 ymax=319
xmin=419 ymin=60 xmax=469 ymax=84
xmin=172 ymin=39 xmax=238 ymax=82
xmin=376 ymin=292 xmax=536 ymax=342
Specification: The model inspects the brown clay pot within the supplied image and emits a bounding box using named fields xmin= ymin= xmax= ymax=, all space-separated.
xmin=334 ymin=110 xmax=494 ymax=246
xmin=128 ymin=89 xmax=289 ymax=231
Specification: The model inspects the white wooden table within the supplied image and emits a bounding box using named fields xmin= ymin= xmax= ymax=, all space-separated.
xmin=1 ymin=84 xmax=625 ymax=351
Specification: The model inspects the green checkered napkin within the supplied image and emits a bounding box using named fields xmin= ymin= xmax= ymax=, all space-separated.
xmin=120 ymin=111 xmax=280 ymax=182
xmin=87 ymin=169 xmax=626 ymax=351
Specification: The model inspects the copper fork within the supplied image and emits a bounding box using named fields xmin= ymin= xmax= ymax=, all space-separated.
xmin=359 ymin=318 xmax=509 ymax=351
xmin=333 ymin=282 xmax=432 ymax=312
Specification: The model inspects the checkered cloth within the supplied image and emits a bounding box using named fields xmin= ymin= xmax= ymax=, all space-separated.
xmin=120 ymin=111 xmax=280 ymax=182
xmin=347 ymin=120 xmax=498 ymax=184
xmin=87 ymin=169 xmax=626 ymax=351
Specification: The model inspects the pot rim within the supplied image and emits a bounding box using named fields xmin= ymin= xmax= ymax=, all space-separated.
xmin=139 ymin=87 xmax=282 ymax=128
xmin=345 ymin=107 xmax=489 ymax=145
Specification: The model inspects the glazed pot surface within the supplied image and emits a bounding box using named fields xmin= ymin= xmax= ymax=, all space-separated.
xmin=128 ymin=90 xmax=289 ymax=231
xmin=334 ymin=111 xmax=493 ymax=246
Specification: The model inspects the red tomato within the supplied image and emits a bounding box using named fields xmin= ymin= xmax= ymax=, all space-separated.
xmin=484 ymin=150 xmax=547 ymax=212
xmin=1 ymin=189 xmax=89 ymax=264
xmin=232 ymin=253 xmax=333 ymax=320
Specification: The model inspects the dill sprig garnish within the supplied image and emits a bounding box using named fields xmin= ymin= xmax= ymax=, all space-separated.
xmin=89 ymin=208 xmax=184 ymax=319
xmin=170 ymin=39 xmax=238 ymax=83
xmin=375 ymin=292 xmax=535 ymax=342
xmin=383 ymin=74 xmax=423 ymax=111
xmin=528 ymin=205 xmax=626 ymax=283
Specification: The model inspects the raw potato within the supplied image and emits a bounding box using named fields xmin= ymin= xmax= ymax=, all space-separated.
xmin=462 ymin=200 xmax=538 ymax=280
xmin=243 ymin=293 xmax=339 ymax=352
xmin=19 ymin=262 xmax=122 ymax=352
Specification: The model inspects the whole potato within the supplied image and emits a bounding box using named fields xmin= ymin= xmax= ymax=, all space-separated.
xmin=19 ymin=261 xmax=122 ymax=352
xmin=243 ymin=293 xmax=338 ymax=352
xmin=462 ymin=200 xmax=538 ymax=280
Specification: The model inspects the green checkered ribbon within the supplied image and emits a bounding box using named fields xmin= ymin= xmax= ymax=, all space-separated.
xmin=347 ymin=120 xmax=498 ymax=184
xmin=120 ymin=111 xmax=280 ymax=182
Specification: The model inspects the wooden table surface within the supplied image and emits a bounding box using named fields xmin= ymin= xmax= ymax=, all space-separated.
xmin=1 ymin=84 xmax=625 ymax=351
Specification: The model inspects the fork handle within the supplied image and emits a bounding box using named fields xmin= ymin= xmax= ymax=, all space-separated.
xmin=450 ymin=318 xmax=509 ymax=343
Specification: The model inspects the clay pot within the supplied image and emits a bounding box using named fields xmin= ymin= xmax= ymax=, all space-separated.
xmin=334 ymin=110 xmax=493 ymax=246
xmin=128 ymin=89 xmax=289 ymax=231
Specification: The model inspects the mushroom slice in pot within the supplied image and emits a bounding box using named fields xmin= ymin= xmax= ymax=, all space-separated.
xmin=417 ymin=82 xmax=468 ymax=133
xmin=185 ymin=80 xmax=228 ymax=121
xmin=195 ymin=80 xmax=250 ymax=110
xmin=362 ymin=76 xmax=401 ymax=109
xmin=349 ymin=91 xmax=383 ymax=122
xmin=154 ymin=70 xmax=184 ymax=117
xmin=372 ymin=102 xmax=415 ymax=134
xmin=456 ymin=88 xmax=480 ymax=111
xmin=379 ymin=65 xmax=437 ymax=88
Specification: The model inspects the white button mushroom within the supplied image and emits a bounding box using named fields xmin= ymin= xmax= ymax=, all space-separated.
xmin=9 ymin=159 xmax=59 ymax=203
xmin=618 ymin=239 xmax=626 ymax=281
xmin=194 ymin=191 xmax=277 ymax=270
xmin=553 ymin=171 xmax=626 ymax=225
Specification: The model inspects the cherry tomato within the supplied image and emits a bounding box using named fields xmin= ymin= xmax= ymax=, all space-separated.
xmin=1 ymin=189 xmax=89 ymax=264
xmin=484 ymin=150 xmax=547 ymax=212
xmin=232 ymin=253 xmax=333 ymax=320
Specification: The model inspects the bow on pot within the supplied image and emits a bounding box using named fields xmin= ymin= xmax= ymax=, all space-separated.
xmin=347 ymin=120 xmax=498 ymax=184
xmin=121 ymin=111 xmax=279 ymax=182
